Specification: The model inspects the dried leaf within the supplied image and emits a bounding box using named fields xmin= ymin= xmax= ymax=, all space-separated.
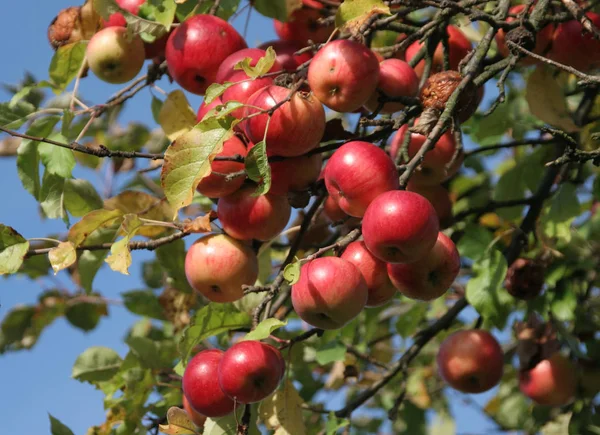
xmin=182 ymin=212 xmax=216 ymax=233
xmin=159 ymin=407 xmax=197 ymax=435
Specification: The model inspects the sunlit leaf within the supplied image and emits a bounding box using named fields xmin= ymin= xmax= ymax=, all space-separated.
xmin=243 ymin=318 xmax=287 ymax=341
xmin=0 ymin=224 xmax=30 ymax=275
xmin=48 ymin=242 xmax=77 ymax=274
xmin=158 ymin=90 xmax=198 ymax=141
xmin=105 ymin=214 xmax=144 ymax=275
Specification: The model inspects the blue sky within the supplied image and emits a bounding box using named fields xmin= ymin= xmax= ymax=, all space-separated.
xmin=0 ymin=2 xmax=500 ymax=433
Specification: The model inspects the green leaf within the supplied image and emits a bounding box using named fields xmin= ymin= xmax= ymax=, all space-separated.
xmin=0 ymin=101 xmax=36 ymax=128
xmin=335 ymin=0 xmax=391 ymax=29
xmin=466 ymin=249 xmax=512 ymax=329
xmin=39 ymin=171 xmax=67 ymax=220
xmin=161 ymin=116 xmax=235 ymax=213
xmin=93 ymin=0 xmax=167 ymax=42
xmin=78 ymin=228 xmax=118 ymax=294
xmin=0 ymin=224 xmax=29 ymax=275
xmin=68 ymin=209 xmax=123 ymax=247
xmin=457 ymin=224 xmax=494 ymax=260
xmin=156 ymin=238 xmax=193 ymax=293
xmin=252 ymin=0 xmax=302 ymax=21
xmin=243 ymin=318 xmax=288 ymax=341
xmin=64 ymin=179 xmax=104 ymax=217
xmin=151 ymin=96 xmax=163 ymax=124
xmin=65 ymin=301 xmax=104 ymax=332
xmin=204 ymin=82 xmax=235 ymax=105
xmin=315 ymin=341 xmax=346 ymax=365
xmin=61 ymin=109 xmax=74 ymax=138
xmin=48 ymin=42 xmax=87 ymax=92
xmin=395 ymin=303 xmax=427 ymax=338
xmin=139 ymin=0 xmax=177 ymax=29
xmin=326 ymin=412 xmax=349 ymax=435
xmin=105 ymin=214 xmax=144 ymax=275
xmin=0 ymin=306 xmax=36 ymax=348
xmin=176 ymin=0 xmax=241 ymax=21
xmin=235 ymin=46 xmax=277 ymax=78
xmin=39 ymin=134 xmax=76 ymax=178
xmin=49 ymin=414 xmax=75 ymax=435
xmin=158 ymin=406 xmax=196 ymax=435
xmin=48 ymin=242 xmax=77 ymax=274
xmin=126 ymin=336 xmax=173 ymax=369
xmin=541 ymin=183 xmax=580 ymax=243
xmin=180 ymin=304 xmax=251 ymax=362
xmin=122 ymin=289 xmax=166 ymax=320
xmin=72 ymin=346 xmax=122 ymax=383
xmin=245 ymin=140 xmax=271 ymax=195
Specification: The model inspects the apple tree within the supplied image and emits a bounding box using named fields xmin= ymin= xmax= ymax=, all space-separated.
xmin=2 ymin=0 xmax=600 ymax=433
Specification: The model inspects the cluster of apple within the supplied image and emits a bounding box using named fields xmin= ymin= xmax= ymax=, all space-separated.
xmin=181 ymin=340 xmax=285 ymax=427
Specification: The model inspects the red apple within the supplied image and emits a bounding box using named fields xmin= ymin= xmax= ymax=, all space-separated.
xmin=259 ymin=40 xmax=313 ymax=71
xmin=364 ymin=59 xmax=419 ymax=113
xmin=243 ymin=85 xmax=325 ymax=157
xmin=389 ymin=123 xmax=462 ymax=186
xmin=341 ymin=241 xmax=397 ymax=307
xmin=323 ymin=195 xmax=348 ymax=223
xmin=182 ymin=395 xmax=207 ymax=428
xmin=302 ymin=0 xmax=341 ymax=8
xmin=362 ymin=190 xmax=440 ymax=263
xmin=218 ymin=186 xmax=291 ymax=241
xmin=197 ymin=96 xmax=224 ymax=122
xmin=437 ymin=330 xmax=504 ymax=393
xmin=519 ymin=353 xmax=577 ymax=406
xmin=218 ymin=341 xmax=285 ymax=403
xmin=405 ymin=25 xmax=471 ymax=78
xmin=185 ymin=234 xmax=259 ymax=303
xmin=165 ymin=15 xmax=247 ymax=95
xmin=101 ymin=0 xmax=145 ymax=27
xmin=291 ymin=257 xmax=368 ymax=329
xmin=215 ymin=48 xmax=282 ymax=82
xmin=324 ymin=141 xmax=399 ymax=217
xmin=270 ymin=153 xmax=323 ymax=195
xmin=182 ymin=349 xmax=235 ymax=417
xmin=308 ymin=39 xmax=380 ymax=112
xmin=548 ymin=13 xmax=600 ymax=72
xmin=274 ymin=8 xmax=334 ymax=45
xmin=387 ymin=232 xmax=460 ymax=300
xmin=406 ymin=181 xmax=453 ymax=228
xmin=86 ymin=27 xmax=145 ymax=84
xmin=196 ymin=136 xmax=247 ymax=198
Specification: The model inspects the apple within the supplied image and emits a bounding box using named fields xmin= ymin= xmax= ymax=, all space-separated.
xmin=269 ymin=153 xmax=323 ymax=195
xmin=323 ymin=195 xmax=348 ymax=223
xmin=197 ymin=96 xmax=224 ymax=122
xmin=308 ymin=40 xmax=380 ymax=112
xmin=519 ymin=353 xmax=576 ymax=406
xmin=362 ymin=190 xmax=440 ymax=263
xmin=258 ymin=40 xmax=313 ymax=71
xmin=387 ymin=232 xmax=460 ymax=301
xmin=437 ymin=329 xmax=504 ymax=393
xmin=274 ymin=8 xmax=334 ymax=45
xmin=324 ymin=141 xmax=399 ymax=217
xmin=218 ymin=186 xmax=292 ymax=241
xmin=404 ymin=25 xmax=471 ymax=78
xmin=389 ymin=122 xmax=462 ymax=186
xmin=182 ymin=349 xmax=235 ymax=417
xmin=86 ymin=27 xmax=145 ymax=84
xmin=182 ymin=395 xmax=207 ymax=428
xmin=291 ymin=257 xmax=368 ymax=329
xmin=496 ymin=5 xmax=554 ymax=65
xmin=196 ymin=136 xmax=247 ymax=198
xmin=165 ymin=14 xmax=247 ymax=95
xmin=341 ymin=241 xmax=397 ymax=307
xmin=218 ymin=341 xmax=285 ymax=403
xmin=548 ymin=13 xmax=600 ymax=72
xmin=302 ymin=0 xmax=341 ymax=8
xmin=185 ymin=234 xmax=259 ymax=303
xmin=364 ymin=59 xmax=419 ymax=113
xmin=101 ymin=0 xmax=145 ymax=28
xmin=406 ymin=181 xmax=453 ymax=228
xmin=243 ymin=85 xmax=325 ymax=157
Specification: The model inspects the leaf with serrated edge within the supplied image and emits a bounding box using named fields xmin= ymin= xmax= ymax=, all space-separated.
xmin=48 ymin=42 xmax=87 ymax=93
xmin=158 ymin=407 xmax=196 ymax=435
xmin=243 ymin=318 xmax=288 ymax=341
xmin=245 ymin=140 xmax=271 ymax=195
xmin=158 ymin=90 xmax=198 ymax=141
xmin=48 ymin=242 xmax=77 ymax=274
xmin=204 ymin=82 xmax=235 ymax=105
xmin=93 ymin=0 xmax=167 ymax=41
xmin=335 ymin=0 xmax=391 ymax=30
xmin=259 ymin=379 xmax=306 ymax=435
xmin=105 ymin=214 xmax=143 ymax=275
xmin=234 ymin=46 xmax=277 ymax=78
xmin=68 ymin=209 xmax=124 ymax=247
xmin=0 ymin=224 xmax=30 ymax=275
xmin=204 ymin=101 xmax=245 ymax=120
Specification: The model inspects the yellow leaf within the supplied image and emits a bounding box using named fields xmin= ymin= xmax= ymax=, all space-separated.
xmin=335 ymin=0 xmax=391 ymax=32
xmin=48 ymin=242 xmax=77 ymax=274
xmin=158 ymin=90 xmax=198 ymax=141
xmin=259 ymin=380 xmax=306 ymax=435
xmin=67 ymin=209 xmax=124 ymax=247
xmin=105 ymin=214 xmax=143 ymax=275
xmin=526 ymin=66 xmax=579 ymax=132
xmin=159 ymin=407 xmax=197 ymax=435
xmin=104 ymin=190 xmax=174 ymax=236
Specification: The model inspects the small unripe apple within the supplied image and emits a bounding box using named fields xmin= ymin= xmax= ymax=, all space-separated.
xmin=437 ymin=329 xmax=504 ymax=393
xmin=218 ymin=341 xmax=285 ymax=403
xmin=86 ymin=27 xmax=145 ymax=84
xmin=182 ymin=349 xmax=235 ymax=417
xmin=364 ymin=59 xmax=419 ymax=113
xmin=519 ymin=353 xmax=576 ymax=406
xmin=196 ymin=136 xmax=247 ymax=198
xmin=182 ymin=395 xmax=207 ymax=428
xmin=185 ymin=234 xmax=259 ymax=303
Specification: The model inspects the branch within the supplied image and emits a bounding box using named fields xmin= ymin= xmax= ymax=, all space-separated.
xmin=560 ymin=0 xmax=600 ymax=40
xmin=464 ymin=137 xmax=557 ymax=157
xmin=237 ymin=404 xmax=251 ymax=435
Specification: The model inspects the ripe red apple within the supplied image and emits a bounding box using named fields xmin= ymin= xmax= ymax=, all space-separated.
xmin=437 ymin=329 xmax=504 ymax=393
xmin=196 ymin=136 xmax=247 ymax=198
xmin=86 ymin=27 xmax=145 ymax=84
xmin=269 ymin=153 xmax=323 ymax=195
xmin=302 ymin=0 xmax=341 ymax=8
xmin=291 ymin=257 xmax=368 ymax=329
xmin=182 ymin=349 xmax=235 ymax=417
xmin=406 ymin=181 xmax=453 ymax=228
xmin=364 ymin=59 xmax=419 ymax=113
xmin=185 ymin=234 xmax=259 ymax=303
xmin=519 ymin=353 xmax=577 ymax=406
xmin=496 ymin=5 xmax=554 ymax=65
xmin=197 ymin=96 xmax=223 ymax=122
xmin=182 ymin=395 xmax=207 ymax=428
xmin=218 ymin=341 xmax=285 ymax=403
xmin=341 ymin=241 xmax=397 ymax=307
xmin=165 ymin=14 xmax=247 ymax=95
xmin=405 ymin=25 xmax=471 ymax=78
xmin=387 ymin=232 xmax=460 ymax=300
xmin=243 ymin=85 xmax=325 ymax=157
xmin=548 ymin=13 xmax=600 ymax=72
xmin=323 ymin=195 xmax=348 ymax=223
xmin=274 ymin=8 xmax=334 ymax=45
xmin=362 ymin=190 xmax=439 ymax=263
xmin=259 ymin=40 xmax=313 ymax=72
xmin=308 ymin=40 xmax=380 ymax=112
xmin=389 ymin=123 xmax=462 ymax=186
xmin=101 ymin=0 xmax=144 ymax=27
xmin=218 ymin=186 xmax=291 ymax=241
xmin=324 ymin=141 xmax=399 ymax=217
